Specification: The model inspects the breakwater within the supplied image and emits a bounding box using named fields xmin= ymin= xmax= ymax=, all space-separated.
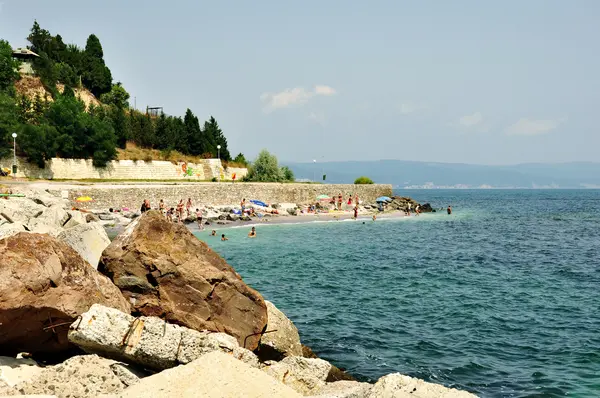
xmin=45 ymin=182 xmax=393 ymax=210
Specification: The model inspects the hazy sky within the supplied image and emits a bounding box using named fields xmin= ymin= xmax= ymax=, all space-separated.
xmin=1 ymin=0 xmax=599 ymax=164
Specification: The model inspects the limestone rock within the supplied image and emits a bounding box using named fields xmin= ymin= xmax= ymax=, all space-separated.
xmin=116 ymin=351 xmax=302 ymax=398
xmin=0 ymin=198 xmax=45 ymax=224
xmin=263 ymin=356 xmax=332 ymax=395
xmin=302 ymin=345 xmax=356 ymax=382
xmin=0 ymin=356 xmax=43 ymax=387
xmin=57 ymin=222 xmax=111 ymax=269
xmin=13 ymin=355 xmax=132 ymax=398
xmin=68 ymin=304 xmax=259 ymax=370
xmin=63 ymin=210 xmax=88 ymax=229
xmin=311 ymin=381 xmax=373 ymax=398
xmin=30 ymin=205 xmax=69 ymax=228
xmin=0 ymin=223 xmax=26 ymax=240
xmin=0 ymin=233 xmax=130 ymax=356
xmin=259 ymin=300 xmax=302 ymax=360
xmin=98 ymin=211 xmax=268 ymax=350
xmin=367 ymin=373 xmax=477 ymax=398
xmin=86 ymin=213 xmax=100 ymax=223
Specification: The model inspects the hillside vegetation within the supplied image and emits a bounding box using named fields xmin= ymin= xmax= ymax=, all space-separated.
xmin=0 ymin=22 xmax=240 ymax=168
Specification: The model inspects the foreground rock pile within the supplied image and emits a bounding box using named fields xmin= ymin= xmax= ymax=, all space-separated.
xmin=0 ymin=188 xmax=477 ymax=397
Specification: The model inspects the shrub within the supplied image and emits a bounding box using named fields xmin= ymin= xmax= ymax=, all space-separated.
xmin=211 ymin=177 xmax=217 ymax=182
xmin=354 ymin=176 xmax=374 ymax=184
xmin=244 ymin=149 xmax=283 ymax=182
xmin=143 ymin=154 xmax=153 ymax=162
xmin=281 ymin=166 xmax=295 ymax=182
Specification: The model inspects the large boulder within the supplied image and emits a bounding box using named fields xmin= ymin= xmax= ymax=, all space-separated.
xmin=0 ymin=223 xmax=26 ymax=240
xmin=62 ymin=210 xmax=88 ymax=229
xmin=259 ymin=301 xmax=303 ymax=360
xmin=8 ymin=354 xmax=141 ymax=398
xmin=68 ymin=304 xmax=259 ymax=370
xmin=310 ymin=380 xmax=373 ymax=398
xmin=99 ymin=211 xmax=268 ymax=350
xmin=0 ymin=198 xmax=45 ymax=224
xmin=367 ymin=373 xmax=477 ymax=398
xmin=57 ymin=223 xmax=111 ymax=269
xmin=0 ymin=233 xmax=131 ymax=357
xmin=116 ymin=351 xmax=302 ymax=398
xmin=262 ymin=356 xmax=332 ymax=396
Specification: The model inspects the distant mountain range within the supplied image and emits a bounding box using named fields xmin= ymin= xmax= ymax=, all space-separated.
xmin=285 ymin=160 xmax=600 ymax=189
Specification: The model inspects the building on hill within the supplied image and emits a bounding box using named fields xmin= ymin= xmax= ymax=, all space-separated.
xmin=12 ymin=48 xmax=39 ymax=75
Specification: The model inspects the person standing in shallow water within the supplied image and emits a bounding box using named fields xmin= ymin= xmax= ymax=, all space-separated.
xmin=221 ymin=234 xmax=228 ymax=241
xmin=447 ymin=206 xmax=452 ymax=215
xmin=248 ymin=226 xmax=256 ymax=238
xmin=186 ymin=198 xmax=192 ymax=217
xmin=353 ymin=205 xmax=358 ymax=219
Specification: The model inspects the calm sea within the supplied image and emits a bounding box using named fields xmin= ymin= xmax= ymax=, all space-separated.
xmin=196 ymin=190 xmax=600 ymax=398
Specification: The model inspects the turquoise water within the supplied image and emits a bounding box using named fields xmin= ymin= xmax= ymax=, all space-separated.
xmin=196 ymin=190 xmax=600 ymax=397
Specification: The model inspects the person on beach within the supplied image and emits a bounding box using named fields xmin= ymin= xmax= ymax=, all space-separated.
xmin=415 ymin=204 xmax=420 ymax=216
xmin=211 ymin=230 xmax=217 ymax=236
xmin=248 ymin=226 xmax=256 ymax=238
xmin=353 ymin=205 xmax=358 ymax=219
xmin=337 ymin=193 xmax=342 ymax=210
xmin=140 ymin=199 xmax=150 ymax=213
xmin=348 ymin=196 xmax=353 ymax=206
xmin=355 ymin=194 xmax=359 ymax=205
xmin=159 ymin=199 xmax=165 ymax=215
xmin=196 ymin=208 xmax=204 ymax=229
xmin=166 ymin=207 xmax=174 ymax=222
xmin=447 ymin=206 xmax=452 ymax=215
xmin=241 ymin=198 xmax=246 ymax=214
xmin=186 ymin=198 xmax=193 ymax=217
xmin=406 ymin=202 xmax=412 ymax=216
xmin=221 ymin=234 xmax=228 ymax=241
xmin=176 ymin=199 xmax=184 ymax=222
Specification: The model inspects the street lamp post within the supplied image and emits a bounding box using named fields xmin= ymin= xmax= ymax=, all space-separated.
xmin=313 ymin=159 xmax=316 ymax=182
xmin=217 ymin=145 xmax=221 ymax=182
xmin=11 ymin=133 xmax=17 ymax=179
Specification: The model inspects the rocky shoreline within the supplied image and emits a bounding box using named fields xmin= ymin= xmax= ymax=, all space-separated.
xmin=0 ymin=187 xmax=474 ymax=398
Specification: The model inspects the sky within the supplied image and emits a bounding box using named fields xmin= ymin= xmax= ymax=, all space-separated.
xmin=1 ymin=0 xmax=599 ymax=165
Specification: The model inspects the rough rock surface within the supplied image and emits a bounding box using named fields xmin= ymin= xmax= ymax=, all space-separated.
xmin=0 ymin=223 xmax=25 ymax=240
xmin=63 ymin=210 xmax=88 ymax=229
xmin=9 ymin=355 xmax=136 ymax=398
xmin=0 ymin=198 xmax=45 ymax=224
xmin=57 ymin=222 xmax=111 ymax=269
xmin=0 ymin=233 xmax=130 ymax=356
xmin=310 ymin=381 xmax=373 ymax=398
xmin=259 ymin=300 xmax=303 ymax=360
xmin=116 ymin=351 xmax=302 ymax=398
xmin=68 ymin=304 xmax=259 ymax=370
xmin=263 ymin=356 xmax=332 ymax=396
xmin=0 ymin=357 xmax=44 ymax=387
xmin=367 ymin=373 xmax=477 ymax=398
xmin=98 ymin=210 xmax=268 ymax=350
xmin=302 ymin=345 xmax=356 ymax=382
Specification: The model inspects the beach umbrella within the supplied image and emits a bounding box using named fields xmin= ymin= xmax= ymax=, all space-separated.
xmin=376 ymin=196 xmax=392 ymax=203
xmin=250 ymin=199 xmax=268 ymax=207
xmin=316 ymin=194 xmax=330 ymax=200
xmin=76 ymin=196 xmax=93 ymax=202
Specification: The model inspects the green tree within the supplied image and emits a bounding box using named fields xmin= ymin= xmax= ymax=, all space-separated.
xmin=81 ymin=34 xmax=112 ymax=97
xmin=233 ymin=152 xmax=248 ymax=166
xmin=100 ymin=83 xmax=130 ymax=109
xmin=0 ymin=40 xmax=20 ymax=94
xmin=184 ymin=109 xmax=201 ymax=155
xmin=245 ymin=149 xmax=284 ymax=182
xmin=0 ymin=93 xmax=19 ymax=158
xmin=281 ymin=166 xmax=295 ymax=182
xmin=354 ymin=176 xmax=374 ymax=184
xmin=18 ymin=124 xmax=59 ymax=167
xmin=204 ymin=116 xmax=230 ymax=160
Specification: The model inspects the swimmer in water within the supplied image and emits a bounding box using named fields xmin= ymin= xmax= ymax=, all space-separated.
xmin=221 ymin=234 xmax=228 ymax=241
xmin=447 ymin=206 xmax=452 ymax=215
xmin=211 ymin=230 xmax=217 ymax=236
xmin=372 ymin=214 xmax=377 ymax=221
xmin=248 ymin=226 xmax=257 ymax=238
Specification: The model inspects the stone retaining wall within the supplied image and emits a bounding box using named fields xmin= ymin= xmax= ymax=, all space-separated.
xmin=47 ymin=183 xmax=393 ymax=210
xmin=0 ymin=157 xmax=247 ymax=181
